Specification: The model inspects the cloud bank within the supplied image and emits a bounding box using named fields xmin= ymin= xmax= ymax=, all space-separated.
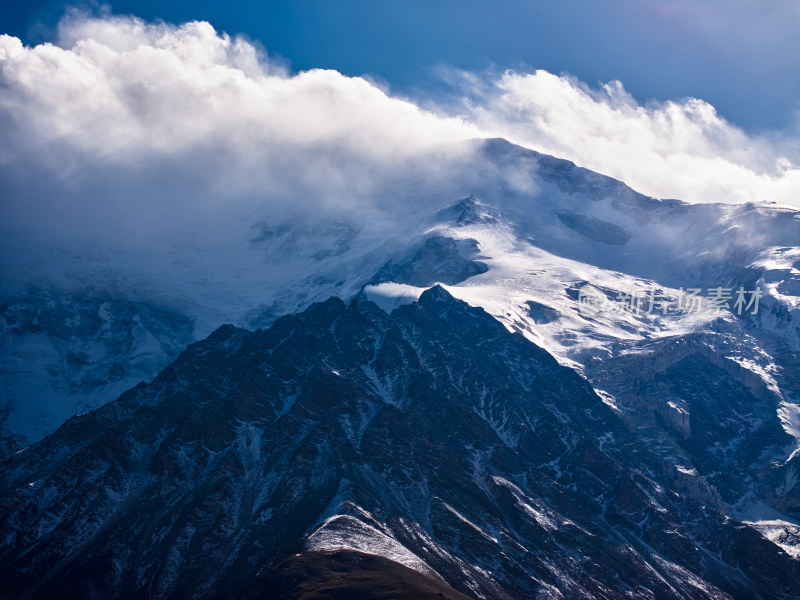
xmin=458 ymin=69 xmax=799 ymax=206
xmin=0 ymin=14 xmax=479 ymax=238
xmin=0 ymin=11 xmax=798 ymax=259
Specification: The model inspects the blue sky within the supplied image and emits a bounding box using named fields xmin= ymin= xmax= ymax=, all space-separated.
xmin=3 ymin=0 xmax=799 ymax=133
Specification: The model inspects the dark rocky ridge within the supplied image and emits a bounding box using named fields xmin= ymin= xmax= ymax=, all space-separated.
xmin=239 ymin=550 xmax=475 ymax=600
xmin=1 ymin=287 xmax=797 ymax=599
xmin=370 ymin=235 xmax=489 ymax=287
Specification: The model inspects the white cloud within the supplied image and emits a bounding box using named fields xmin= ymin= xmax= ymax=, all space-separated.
xmin=0 ymin=10 xmax=798 ymax=258
xmin=0 ymin=16 xmax=477 ymax=175
xmin=0 ymin=15 xmax=497 ymax=282
xmin=458 ymin=69 xmax=800 ymax=206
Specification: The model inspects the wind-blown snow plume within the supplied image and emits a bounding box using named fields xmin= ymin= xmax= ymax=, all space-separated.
xmin=457 ymin=68 xmax=799 ymax=206
xmin=0 ymin=10 xmax=798 ymax=260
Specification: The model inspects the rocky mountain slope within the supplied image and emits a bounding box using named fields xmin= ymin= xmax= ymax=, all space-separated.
xmin=2 ymin=287 xmax=797 ymax=599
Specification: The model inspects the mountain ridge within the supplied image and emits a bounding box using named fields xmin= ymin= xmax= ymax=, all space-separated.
xmin=2 ymin=287 xmax=797 ymax=599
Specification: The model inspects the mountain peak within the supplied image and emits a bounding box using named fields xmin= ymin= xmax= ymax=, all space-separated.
xmin=417 ymin=284 xmax=456 ymax=305
xmin=434 ymin=195 xmax=498 ymax=227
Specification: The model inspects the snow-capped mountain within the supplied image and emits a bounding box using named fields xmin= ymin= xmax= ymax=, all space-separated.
xmin=2 ymin=286 xmax=797 ymax=599
xmin=2 ymin=138 xmax=799 ymax=595
xmin=4 ymin=139 xmax=798 ymax=449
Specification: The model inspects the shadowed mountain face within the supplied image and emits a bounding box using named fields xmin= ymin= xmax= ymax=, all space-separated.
xmin=0 ymin=287 xmax=195 ymax=454
xmin=370 ymin=235 xmax=488 ymax=287
xmin=239 ymin=550 xmax=475 ymax=600
xmin=1 ymin=287 xmax=797 ymax=599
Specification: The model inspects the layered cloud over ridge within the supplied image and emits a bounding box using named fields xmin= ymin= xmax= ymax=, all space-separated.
xmin=0 ymin=11 xmax=797 ymax=250
xmin=461 ymin=69 xmax=799 ymax=206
